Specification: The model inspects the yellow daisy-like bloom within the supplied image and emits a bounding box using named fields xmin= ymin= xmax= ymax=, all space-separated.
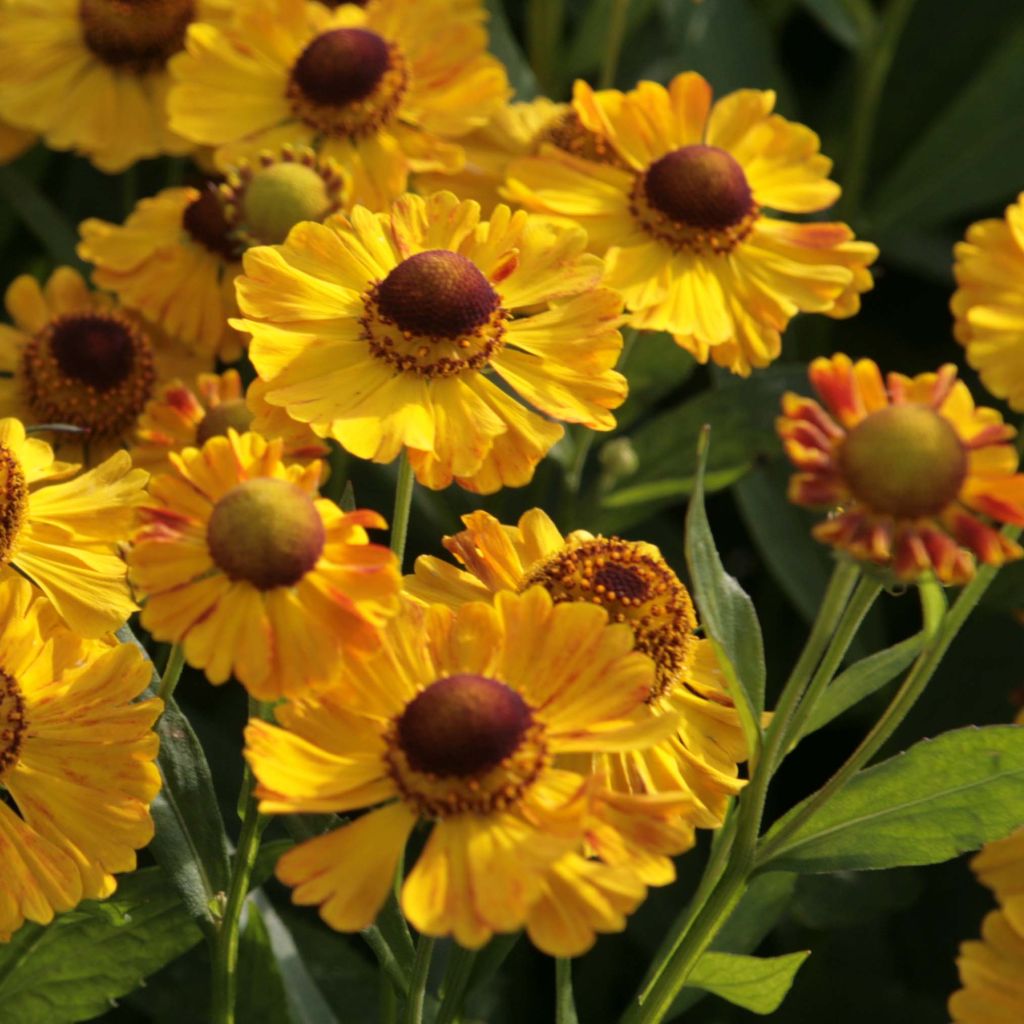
xmin=168 ymin=0 xmax=509 ymax=209
xmin=129 ymin=429 xmax=400 ymax=699
xmin=778 ymin=353 xmax=1024 ymax=584
xmin=407 ymin=508 xmax=753 ymax=828
xmin=414 ymin=96 xmax=626 ymax=211
xmin=0 ymin=575 xmax=161 ymax=939
xmin=78 ymin=146 xmax=349 ymax=361
xmin=0 ymin=0 xmax=229 ymax=173
xmin=0 ymin=120 xmax=34 ymax=164
xmin=0 ymin=267 xmax=208 ymax=464
xmin=130 ymin=369 xmax=329 ymax=474
xmin=952 ymin=193 xmax=1024 ymax=412
xmin=506 ymin=72 xmax=879 ymax=376
xmin=0 ymin=417 xmax=145 ymax=637
xmin=234 ymin=190 xmax=626 ymax=493
xmin=245 ymin=588 xmax=694 ymax=953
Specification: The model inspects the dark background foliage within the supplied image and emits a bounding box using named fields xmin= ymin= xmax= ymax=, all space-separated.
xmin=2 ymin=0 xmax=1022 ymax=1020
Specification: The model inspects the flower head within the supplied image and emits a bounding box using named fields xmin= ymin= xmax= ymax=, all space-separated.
xmin=778 ymin=354 xmax=1024 ymax=583
xmin=129 ymin=429 xmax=400 ymax=699
xmin=952 ymin=192 xmax=1024 ymax=411
xmin=407 ymin=508 xmax=754 ymax=828
xmin=234 ymin=191 xmax=627 ymax=492
xmin=0 ymin=575 xmax=161 ymax=939
xmin=0 ymin=268 xmax=208 ymax=462
xmin=506 ymin=73 xmax=878 ymax=375
xmin=0 ymin=0 xmax=229 ymax=171
xmin=245 ymin=588 xmax=691 ymax=952
xmin=168 ymin=0 xmax=509 ymax=209
xmin=0 ymin=417 xmax=146 ymax=636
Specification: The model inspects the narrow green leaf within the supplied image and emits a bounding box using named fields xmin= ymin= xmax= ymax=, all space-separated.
xmin=614 ymin=332 xmax=696 ymax=430
xmin=795 ymin=0 xmax=875 ymax=49
xmin=486 ymin=0 xmax=538 ymax=99
xmin=600 ymin=465 xmax=751 ymax=509
xmin=237 ymin=902 xmax=294 ymax=1024
xmin=0 ymin=165 xmax=84 ymax=270
xmin=0 ymin=867 xmax=202 ymax=1024
xmin=117 ymin=625 xmax=232 ymax=936
xmin=796 ymin=631 xmax=926 ymax=740
xmin=762 ymin=725 xmax=1024 ymax=873
xmin=686 ymin=950 xmax=810 ymax=1015
xmin=684 ymin=428 xmax=766 ymax=726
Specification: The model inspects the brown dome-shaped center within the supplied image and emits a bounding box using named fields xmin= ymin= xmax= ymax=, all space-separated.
xmin=643 ymin=144 xmax=753 ymax=230
xmin=183 ymin=186 xmax=242 ymax=262
xmin=397 ymin=674 xmax=532 ymax=778
xmin=195 ymin=400 xmax=254 ymax=445
xmin=50 ymin=315 xmax=135 ymax=391
xmin=291 ymin=28 xmax=390 ymax=109
xmin=375 ymin=250 xmax=499 ymax=339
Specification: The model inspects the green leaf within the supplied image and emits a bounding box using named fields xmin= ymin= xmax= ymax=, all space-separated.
xmin=762 ymin=725 xmax=1024 ymax=873
xmin=0 ymin=165 xmax=84 ymax=271
xmin=614 ymin=332 xmax=696 ymax=431
xmin=117 ymin=625 xmax=232 ymax=937
xmin=252 ymin=838 xmax=294 ymax=888
xmin=870 ymin=24 xmax=1024 ymax=229
xmin=795 ymin=0 xmax=874 ymax=49
xmin=686 ymin=950 xmax=810 ymax=1015
xmin=237 ymin=902 xmax=294 ymax=1024
xmin=791 ymin=870 xmax=923 ymax=929
xmin=685 ymin=429 xmax=766 ymax=743
xmin=0 ymin=867 xmax=202 ymax=1024
xmin=486 ymin=0 xmax=538 ymax=99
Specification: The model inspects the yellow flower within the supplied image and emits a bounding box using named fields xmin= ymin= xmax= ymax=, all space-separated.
xmin=168 ymin=0 xmax=509 ymax=209
xmin=78 ymin=146 xmax=349 ymax=361
xmin=0 ymin=267 xmax=209 ymax=464
xmin=233 ymin=190 xmax=627 ymax=492
xmin=407 ymin=508 xmax=753 ymax=828
xmin=0 ymin=0 xmax=230 ymax=172
xmin=506 ymin=72 xmax=878 ymax=376
xmin=0 ymin=120 xmax=34 ymax=164
xmin=0 ymin=574 xmax=161 ymax=939
xmin=129 ymin=429 xmax=400 ymax=700
xmin=778 ymin=353 xmax=1024 ymax=584
xmin=245 ymin=588 xmax=691 ymax=953
xmin=952 ymin=192 xmax=1024 ymax=412
xmin=414 ymin=96 xmax=626 ymax=211
xmin=130 ymin=369 xmax=329 ymax=475
xmin=0 ymin=417 xmax=145 ymax=636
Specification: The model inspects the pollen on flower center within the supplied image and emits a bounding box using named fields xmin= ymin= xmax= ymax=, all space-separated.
xmin=206 ymin=477 xmax=325 ymax=590
xmin=183 ymin=186 xmax=243 ymax=262
xmin=644 ymin=145 xmax=753 ymax=231
xmin=838 ymin=403 xmax=968 ymax=518
xmin=397 ymin=674 xmax=532 ymax=778
xmin=0 ymin=669 xmax=27 ymax=780
xmin=79 ymin=0 xmax=195 ymax=72
xmin=535 ymin=111 xmax=626 ymax=168
xmin=520 ymin=537 xmax=698 ymax=701
xmin=0 ymin=444 xmax=28 ymax=565
xmin=51 ymin=315 xmax=134 ymax=391
xmin=195 ymin=400 xmax=253 ymax=445
xmin=376 ymin=251 xmax=500 ymax=339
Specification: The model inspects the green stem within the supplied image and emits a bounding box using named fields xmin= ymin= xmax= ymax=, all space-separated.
xmin=209 ymin=702 xmax=270 ymax=1024
xmin=363 ymin=924 xmax=412 ymax=999
xmin=390 ymin=452 xmax=415 ymax=570
xmin=380 ymin=973 xmax=399 ymax=1024
xmin=526 ymin=0 xmax=566 ymax=98
xmin=555 ymin=958 xmax=580 ymax=1024
xmin=838 ymin=0 xmax=918 ymax=220
xmin=158 ymin=644 xmax=186 ymax=704
xmin=436 ymin=946 xmax=477 ymax=1024
xmin=0 ymin=165 xmax=83 ymax=269
xmin=756 ymin=534 xmax=1019 ymax=867
xmin=599 ymin=0 xmax=632 ymax=88
xmin=771 ymin=575 xmax=883 ymax=768
xmin=404 ymin=935 xmax=436 ymax=1024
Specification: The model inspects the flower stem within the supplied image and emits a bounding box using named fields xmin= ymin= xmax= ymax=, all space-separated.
xmin=390 ymin=451 xmax=415 ymax=569
xmin=526 ymin=0 xmax=566 ymax=98
xmin=404 ymin=935 xmax=436 ymax=1024
xmin=158 ymin=644 xmax=186 ymax=704
xmin=436 ymin=946 xmax=477 ymax=1024
xmin=599 ymin=0 xmax=632 ymax=88
xmin=555 ymin=958 xmax=580 ymax=1024
xmin=209 ymin=701 xmax=270 ymax=1024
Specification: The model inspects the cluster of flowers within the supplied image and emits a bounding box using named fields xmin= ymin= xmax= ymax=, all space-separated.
xmin=0 ymin=0 xmax=1021 ymax=972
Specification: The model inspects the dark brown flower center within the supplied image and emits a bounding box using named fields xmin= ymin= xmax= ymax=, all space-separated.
xmin=195 ymin=400 xmax=253 ymax=445
xmin=839 ymin=404 xmax=968 ymax=518
xmin=375 ymin=251 xmax=499 ymax=340
xmin=536 ymin=110 xmax=626 ymax=168
xmin=50 ymin=315 xmax=134 ymax=391
xmin=0 ymin=444 xmax=28 ymax=565
xmin=397 ymin=674 xmax=532 ymax=778
xmin=183 ymin=186 xmax=242 ymax=262
xmin=207 ymin=477 xmax=325 ymax=590
xmin=0 ymin=669 xmax=26 ymax=781
xmin=79 ymin=0 xmax=195 ymax=72
xmin=643 ymin=144 xmax=753 ymax=230
xmin=291 ymin=28 xmax=390 ymax=109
